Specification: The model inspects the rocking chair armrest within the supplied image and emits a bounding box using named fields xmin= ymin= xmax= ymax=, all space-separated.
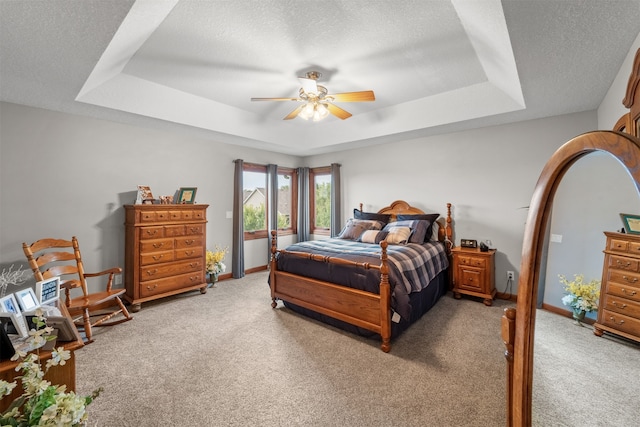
xmin=83 ymin=267 xmax=122 ymax=278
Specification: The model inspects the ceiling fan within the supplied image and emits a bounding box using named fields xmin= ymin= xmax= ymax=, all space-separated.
xmin=250 ymin=71 xmax=375 ymax=121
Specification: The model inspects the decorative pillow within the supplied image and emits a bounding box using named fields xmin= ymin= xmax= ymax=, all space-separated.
xmin=383 ymin=226 xmax=412 ymax=245
xmin=385 ymin=219 xmax=429 ymax=243
xmin=337 ymin=219 xmax=385 ymax=240
xmin=396 ymin=213 xmax=440 ymax=242
xmin=353 ymin=209 xmax=392 ymax=224
xmin=430 ymin=221 xmax=440 ymax=242
xmin=359 ymin=230 xmax=389 ymax=244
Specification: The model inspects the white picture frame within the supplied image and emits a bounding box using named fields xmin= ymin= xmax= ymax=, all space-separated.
xmin=0 ymin=294 xmax=21 ymax=315
xmin=0 ymin=311 xmax=28 ymax=338
xmin=24 ymin=314 xmax=77 ymax=342
xmin=14 ymin=288 xmax=40 ymax=313
xmin=36 ymin=276 xmax=61 ymax=305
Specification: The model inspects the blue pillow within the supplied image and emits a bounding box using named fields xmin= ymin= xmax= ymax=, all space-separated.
xmin=383 ymin=220 xmax=429 ymax=244
xmin=396 ymin=214 xmax=440 ymax=242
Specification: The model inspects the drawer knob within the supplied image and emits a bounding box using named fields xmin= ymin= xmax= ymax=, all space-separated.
xmin=608 ymin=315 xmax=625 ymax=326
xmin=190 ymin=227 xmax=200 ymax=233
xmin=153 ymin=242 xmax=164 ymax=248
xmin=146 ymin=230 xmax=158 ymax=236
xmin=189 ymin=276 xmax=198 ymax=282
xmin=616 ymin=260 xmax=631 ymax=267
xmin=145 ymin=269 xmax=158 ymax=276
xmin=152 ymin=255 xmax=164 ymax=261
xmin=145 ymin=284 xmax=158 ymax=291
xmin=612 ymin=301 xmax=627 ymax=309
xmin=622 ymin=275 xmax=638 ymax=283
xmin=621 ymin=288 xmax=637 ymax=296
xmin=184 ymin=250 xmax=194 ymax=256
xmin=189 ymin=262 xmax=200 ymax=268
xmin=185 ymin=239 xmax=195 ymax=245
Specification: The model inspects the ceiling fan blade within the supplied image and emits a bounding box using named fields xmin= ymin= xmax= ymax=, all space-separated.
xmin=251 ymin=97 xmax=299 ymax=101
xmin=283 ymin=105 xmax=304 ymax=120
xmin=331 ymin=91 xmax=375 ymax=102
xmin=298 ymin=77 xmax=318 ymax=95
xmin=327 ymin=103 xmax=352 ymax=120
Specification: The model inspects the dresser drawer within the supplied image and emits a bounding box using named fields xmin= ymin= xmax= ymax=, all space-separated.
xmin=608 ymin=269 xmax=640 ymax=287
xmin=602 ymin=294 xmax=640 ymax=318
xmin=176 ymin=236 xmax=203 ymax=249
xmin=600 ymin=309 xmax=640 ymax=337
xmin=139 ymin=226 xmax=164 ymax=240
xmin=457 ymin=255 xmax=486 ymax=268
xmin=606 ymin=281 xmax=640 ymax=303
xmin=139 ymin=259 xmax=204 ymax=281
xmin=140 ymin=210 xmax=170 ymax=223
xmin=139 ymin=271 xmax=205 ymax=298
xmin=175 ymin=247 xmax=203 ymax=260
xmin=608 ymin=255 xmax=639 ymax=272
xmin=185 ymin=224 xmax=204 ymax=236
xmin=140 ymin=238 xmax=174 ymax=253
xmin=165 ymin=225 xmax=186 ymax=237
xmin=140 ymin=250 xmax=174 ymax=266
xmin=609 ymin=238 xmax=630 ymax=253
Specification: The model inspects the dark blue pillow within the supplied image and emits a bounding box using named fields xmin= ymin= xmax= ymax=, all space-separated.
xmin=396 ymin=214 xmax=440 ymax=242
xmin=353 ymin=209 xmax=391 ymax=224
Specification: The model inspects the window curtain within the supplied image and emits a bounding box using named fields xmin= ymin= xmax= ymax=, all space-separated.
xmin=266 ymin=164 xmax=278 ymax=262
xmin=297 ymin=167 xmax=310 ymax=242
xmin=232 ymin=159 xmax=245 ymax=279
xmin=330 ymin=163 xmax=342 ymax=237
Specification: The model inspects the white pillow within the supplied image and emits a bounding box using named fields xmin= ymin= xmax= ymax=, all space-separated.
xmin=431 ymin=221 xmax=440 ymax=241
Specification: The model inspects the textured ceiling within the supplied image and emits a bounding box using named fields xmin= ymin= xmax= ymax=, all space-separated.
xmin=1 ymin=0 xmax=640 ymax=156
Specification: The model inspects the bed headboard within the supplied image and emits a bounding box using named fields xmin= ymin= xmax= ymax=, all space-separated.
xmin=358 ymin=200 xmax=453 ymax=247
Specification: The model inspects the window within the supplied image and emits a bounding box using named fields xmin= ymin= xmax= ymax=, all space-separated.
xmin=276 ymin=167 xmax=298 ymax=235
xmin=310 ymin=166 xmax=331 ymax=235
xmin=242 ymin=164 xmax=298 ymax=240
xmin=243 ymin=163 xmax=267 ymax=240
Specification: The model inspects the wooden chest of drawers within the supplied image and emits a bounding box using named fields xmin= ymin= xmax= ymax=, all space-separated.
xmin=451 ymin=247 xmax=496 ymax=306
xmin=124 ymin=204 xmax=208 ymax=311
xmin=594 ymin=231 xmax=640 ymax=343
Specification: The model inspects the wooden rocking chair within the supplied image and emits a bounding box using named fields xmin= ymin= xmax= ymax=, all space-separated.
xmin=23 ymin=236 xmax=133 ymax=343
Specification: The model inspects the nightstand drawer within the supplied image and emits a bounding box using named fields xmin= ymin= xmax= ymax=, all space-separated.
xmin=458 ymin=268 xmax=483 ymax=291
xmin=457 ymin=255 xmax=486 ymax=268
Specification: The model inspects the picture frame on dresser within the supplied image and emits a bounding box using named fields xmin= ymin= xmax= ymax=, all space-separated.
xmin=0 ymin=294 xmax=21 ymax=315
xmin=619 ymin=213 xmax=640 ymax=234
xmin=178 ymin=187 xmax=197 ymax=204
xmin=36 ymin=276 xmax=61 ymax=305
xmin=14 ymin=288 xmax=40 ymax=313
xmin=0 ymin=312 xmax=28 ymax=338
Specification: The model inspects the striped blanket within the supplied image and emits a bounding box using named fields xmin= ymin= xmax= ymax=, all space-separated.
xmin=283 ymin=238 xmax=449 ymax=295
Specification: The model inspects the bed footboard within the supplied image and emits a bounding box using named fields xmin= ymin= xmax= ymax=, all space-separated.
xmin=270 ymin=231 xmax=391 ymax=352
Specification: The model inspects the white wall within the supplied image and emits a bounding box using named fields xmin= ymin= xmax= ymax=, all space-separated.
xmin=0 ymin=102 xmax=300 ymax=290
xmin=305 ymin=111 xmax=597 ymax=295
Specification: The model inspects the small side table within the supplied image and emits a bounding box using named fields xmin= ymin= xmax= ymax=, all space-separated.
xmin=451 ymin=247 xmax=496 ymax=306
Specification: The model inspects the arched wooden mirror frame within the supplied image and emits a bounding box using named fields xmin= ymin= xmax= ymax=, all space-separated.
xmin=503 ymin=48 xmax=640 ymax=426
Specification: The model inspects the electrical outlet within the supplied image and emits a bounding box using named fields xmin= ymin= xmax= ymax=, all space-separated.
xmin=114 ymin=275 xmax=122 ymax=286
xmin=507 ymin=271 xmax=515 ymax=281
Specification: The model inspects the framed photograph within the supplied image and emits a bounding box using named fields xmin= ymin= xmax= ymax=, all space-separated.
xmin=136 ymin=185 xmax=154 ymax=204
xmin=178 ymin=187 xmax=197 ymax=204
xmin=0 ymin=325 xmax=15 ymax=359
xmin=0 ymin=312 xmax=28 ymax=337
xmin=620 ymin=213 xmax=640 ymax=234
xmin=36 ymin=276 xmax=61 ymax=305
xmin=0 ymin=294 xmax=21 ymax=315
xmin=15 ymin=288 xmax=40 ymax=312
xmin=25 ymin=315 xmax=77 ymax=342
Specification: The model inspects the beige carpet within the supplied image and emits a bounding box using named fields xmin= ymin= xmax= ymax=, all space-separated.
xmin=72 ymin=271 xmax=638 ymax=426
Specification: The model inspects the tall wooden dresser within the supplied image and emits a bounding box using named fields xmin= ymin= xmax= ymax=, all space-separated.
xmin=594 ymin=231 xmax=640 ymax=343
xmin=124 ymin=204 xmax=208 ymax=311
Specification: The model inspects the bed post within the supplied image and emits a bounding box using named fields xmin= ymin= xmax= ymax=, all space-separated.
xmin=379 ymin=240 xmax=391 ymax=353
xmin=444 ymin=202 xmax=453 ymax=250
xmin=270 ymin=230 xmax=278 ymax=308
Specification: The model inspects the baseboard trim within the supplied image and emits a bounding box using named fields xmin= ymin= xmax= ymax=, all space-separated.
xmin=540 ymin=303 xmax=596 ymax=325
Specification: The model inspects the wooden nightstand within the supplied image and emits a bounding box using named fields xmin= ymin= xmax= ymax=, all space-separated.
xmin=451 ymin=247 xmax=496 ymax=306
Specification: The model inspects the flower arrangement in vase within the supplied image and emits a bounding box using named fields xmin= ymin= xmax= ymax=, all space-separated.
xmin=559 ymin=273 xmax=601 ymax=325
xmin=206 ymin=245 xmax=229 ymax=285
xmin=1 ymin=309 xmax=102 ymax=426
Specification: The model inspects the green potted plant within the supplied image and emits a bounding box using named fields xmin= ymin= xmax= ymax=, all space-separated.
xmin=559 ymin=273 xmax=601 ymax=325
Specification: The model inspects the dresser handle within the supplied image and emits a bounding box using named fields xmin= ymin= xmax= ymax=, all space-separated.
xmin=189 ymin=276 xmax=198 ymax=281
xmin=608 ymin=316 xmax=625 ymax=326
xmin=146 ymin=229 xmax=158 ymax=236
xmin=622 ymin=275 xmax=638 ymax=283
xmin=145 ymin=269 xmax=158 ymax=276
xmin=145 ymin=284 xmax=158 ymax=291
xmin=184 ymin=250 xmax=194 ymax=256
xmin=152 ymin=255 xmax=163 ymax=261
xmin=616 ymin=260 xmax=631 ymax=267
xmin=153 ymin=242 xmax=164 ymax=249
xmin=185 ymin=239 xmax=195 ymax=245
xmin=621 ymin=288 xmax=637 ymax=296
xmin=190 ymin=227 xmax=200 ymax=233
xmin=189 ymin=262 xmax=200 ymax=268
xmin=612 ymin=301 xmax=627 ymax=309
